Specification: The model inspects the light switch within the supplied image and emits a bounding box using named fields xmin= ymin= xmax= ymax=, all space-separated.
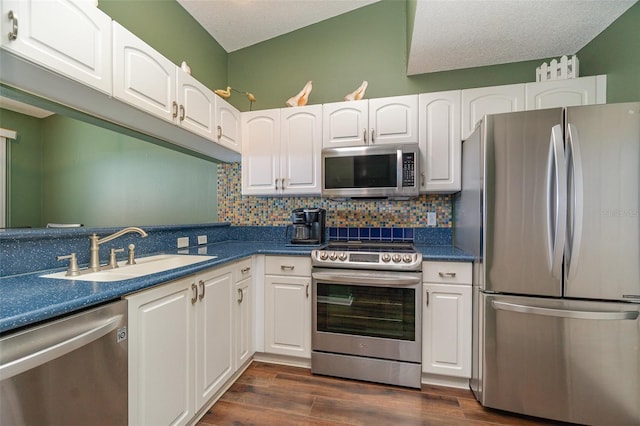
xmin=427 ymin=212 xmax=437 ymax=226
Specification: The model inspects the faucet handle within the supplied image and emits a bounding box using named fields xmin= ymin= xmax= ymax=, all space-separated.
xmin=109 ymin=248 xmax=124 ymax=269
xmin=57 ymin=253 xmax=79 ymax=276
xmin=127 ymin=244 xmax=137 ymax=265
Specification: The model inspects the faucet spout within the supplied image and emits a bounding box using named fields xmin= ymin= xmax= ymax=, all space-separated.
xmin=89 ymin=227 xmax=148 ymax=271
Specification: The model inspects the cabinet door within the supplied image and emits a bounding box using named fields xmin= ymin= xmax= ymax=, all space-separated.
xmin=525 ymin=75 xmax=607 ymax=110
xmin=235 ymin=275 xmax=253 ymax=369
xmin=113 ymin=21 xmax=176 ymax=123
xmin=369 ymin=95 xmax=418 ymax=145
xmin=422 ymin=283 xmax=472 ymax=378
xmin=241 ymin=109 xmax=280 ymax=195
xmin=461 ymin=84 xmax=525 ymax=139
xmin=195 ymin=269 xmax=234 ymax=408
xmin=419 ymin=91 xmax=461 ymax=193
xmin=322 ymin=100 xmax=368 ymax=148
xmin=280 ymin=105 xmax=322 ymax=195
xmin=264 ymin=275 xmax=311 ymax=358
xmin=215 ymin=96 xmax=241 ymax=153
xmin=0 ymin=0 xmax=112 ymax=94
xmin=127 ymin=277 xmax=195 ymax=426
xmin=176 ymin=68 xmax=216 ymax=140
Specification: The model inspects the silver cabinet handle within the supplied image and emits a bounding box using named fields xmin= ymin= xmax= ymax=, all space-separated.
xmin=370 ymin=128 xmax=375 ymax=144
xmin=275 ymin=178 xmax=279 ymax=190
xmin=217 ymin=125 xmax=222 ymax=140
xmin=198 ymin=280 xmax=205 ymax=301
xmin=172 ymin=101 xmax=178 ymax=119
xmin=421 ymin=172 xmax=426 ymax=187
xmin=281 ymin=178 xmax=286 ymax=190
xmin=241 ymin=267 xmax=251 ymax=274
xmin=492 ymin=301 xmax=639 ymax=321
xmin=281 ymin=265 xmax=295 ymax=271
xmin=362 ymin=128 xmax=367 ymax=144
xmin=438 ymin=272 xmax=456 ymax=278
xmin=306 ymin=284 xmax=310 ymax=298
xmin=191 ymin=283 xmax=198 ymax=305
xmin=237 ymin=288 xmax=244 ymax=303
xmin=179 ymin=104 xmax=185 ymax=121
xmin=8 ymin=11 xmax=18 ymax=41
xmin=426 ymin=291 xmax=429 ymax=307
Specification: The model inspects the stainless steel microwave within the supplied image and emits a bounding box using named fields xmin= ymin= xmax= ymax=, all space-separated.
xmin=321 ymin=144 xmax=419 ymax=199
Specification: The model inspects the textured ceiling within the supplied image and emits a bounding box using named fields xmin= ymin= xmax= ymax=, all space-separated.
xmin=407 ymin=0 xmax=637 ymax=74
xmin=178 ymin=0 xmax=636 ymax=75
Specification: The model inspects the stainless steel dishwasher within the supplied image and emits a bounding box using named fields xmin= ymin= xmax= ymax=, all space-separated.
xmin=0 ymin=300 xmax=128 ymax=425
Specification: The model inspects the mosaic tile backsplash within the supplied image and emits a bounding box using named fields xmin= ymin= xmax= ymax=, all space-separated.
xmin=217 ymin=163 xmax=452 ymax=228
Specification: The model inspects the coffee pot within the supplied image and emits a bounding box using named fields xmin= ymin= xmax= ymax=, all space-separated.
xmin=285 ymin=207 xmax=326 ymax=244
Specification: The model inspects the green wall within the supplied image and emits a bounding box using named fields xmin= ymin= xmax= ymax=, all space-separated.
xmin=98 ymin=0 xmax=228 ymax=91
xmin=1 ymin=108 xmax=43 ymax=227
xmin=577 ymin=1 xmax=640 ymax=102
xmin=228 ymin=0 xmax=640 ymax=111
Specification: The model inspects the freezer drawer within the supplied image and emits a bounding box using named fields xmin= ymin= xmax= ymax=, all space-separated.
xmin=481 ymin=294 xmax=640 ymax=426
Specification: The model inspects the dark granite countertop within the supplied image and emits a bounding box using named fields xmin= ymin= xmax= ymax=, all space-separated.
xmin=0 ymin=241 xmax=472 ymax=334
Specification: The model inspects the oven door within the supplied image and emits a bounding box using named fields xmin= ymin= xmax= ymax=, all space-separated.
xmin=311 ymin=268 xmax=422 ymax=363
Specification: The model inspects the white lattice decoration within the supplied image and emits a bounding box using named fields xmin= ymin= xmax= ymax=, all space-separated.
xmin=536 ymin=55 xmax=579 ymax=82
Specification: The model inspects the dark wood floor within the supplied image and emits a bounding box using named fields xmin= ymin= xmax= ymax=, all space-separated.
xmin=197 ymin=361 xmax=568 ymax=426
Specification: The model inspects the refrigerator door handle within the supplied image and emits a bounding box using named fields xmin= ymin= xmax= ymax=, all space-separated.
xmin=565 ymin=123 xmax=584 ymax=281
xmin=547 ymin=125 xmax=567 ymax=279
xmin=492 ymin=301 xmax=639 ymax=321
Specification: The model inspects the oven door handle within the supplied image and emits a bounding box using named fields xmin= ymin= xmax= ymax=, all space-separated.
xmin=312 ymin=271 xmax=422 ymax=286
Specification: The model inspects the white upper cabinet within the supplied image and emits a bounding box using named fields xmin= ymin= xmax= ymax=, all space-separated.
xmin=241 ymin=109 xmax=280 ymax=195
xmin=176 ymin=69 xmax=216 ymax=140
xmin=280 ymin=105 xmax=322 ymax=194
xmin=322 ymin=100 xmax=368 ymax=147
xmin=461 ymin=83 xmax=525 ymax=139
xmin=113 ymin=21 xmax=176 ymax=123
xmin=525 ymin=75 xmax=607 ymax=110
xmin=215 ymin=95 xmax=241 ymax=153
xmin=368 ymin=95 xmax=418 ymax=145
xmin=242 ymin=105 xmax=321 ymax=196
xmin=0 ymin=0 xmax=112 ymax=94
xmin=418 ymin=90 xmax=462 ymax=193
xmin=322 ymin=95 xmax=418 ymax=148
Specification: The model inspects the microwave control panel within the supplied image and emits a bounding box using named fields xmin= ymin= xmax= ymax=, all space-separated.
xmin=402 ymin=153 xmax=416 ymax=187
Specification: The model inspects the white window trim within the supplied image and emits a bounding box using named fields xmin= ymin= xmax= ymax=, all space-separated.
xmin=1 ymin=128 xmax=18 ymax=228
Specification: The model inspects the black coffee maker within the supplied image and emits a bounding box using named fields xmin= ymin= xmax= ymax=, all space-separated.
xmin=286 ymin=207 xmax=326 ymax=244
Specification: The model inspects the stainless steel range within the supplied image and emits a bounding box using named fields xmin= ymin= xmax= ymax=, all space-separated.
xmin=311 ymin=241 xmax=423 ymax=388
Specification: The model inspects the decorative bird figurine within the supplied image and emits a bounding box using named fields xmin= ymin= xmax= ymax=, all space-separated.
xmin=344 ymin=80 xmax=368 ymax=101
xmin=286 ymin=81 xmax=313 ymax=107
xmin=214 ymin=86 xmax=231 ymax=98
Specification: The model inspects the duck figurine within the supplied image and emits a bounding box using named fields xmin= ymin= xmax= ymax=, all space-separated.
xmin=344 ymin=80 xmax=368 ymax=101
xmin=214 ymin=86 xmax=231 ymax=98
xmin=286 ymin=81 xmax=313 ymax=107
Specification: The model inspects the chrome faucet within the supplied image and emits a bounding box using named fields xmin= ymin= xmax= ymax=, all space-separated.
xmin=88 ymin=227 xmax=148 ymax=271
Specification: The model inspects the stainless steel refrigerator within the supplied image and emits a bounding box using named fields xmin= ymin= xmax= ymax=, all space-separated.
xmin=454 ymin=102 xmax=640 ymax=426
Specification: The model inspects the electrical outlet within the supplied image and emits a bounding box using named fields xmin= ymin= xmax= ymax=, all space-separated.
xmin=427 ymin=212 xmax=437 ymax=227
xmin=177 ymin=237 xmax=189 ymax=248
xmin=197 ymin=235 xmax=207 ymax=245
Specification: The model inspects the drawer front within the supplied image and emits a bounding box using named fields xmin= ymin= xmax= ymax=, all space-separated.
xmin=265 ymin=256 xmax=311 ymax=276
xmin=234 ymin=257 xmax=253 ymax=282
xmin=423 ymin=261 xmax=472 ymax=285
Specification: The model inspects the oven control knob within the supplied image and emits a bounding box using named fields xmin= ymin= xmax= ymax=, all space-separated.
xmin=403 ymin=254 xmax=413 ymax=263
xmin=319 ymin=251 xmax=329 ymax=261
xmin=338 ymin=252 xmax=347 ymax=261
xmin=381 ymin=253 xmax=391 ymax=262
xmin=329 ymin=252 xmax=338 ymax=261
xmin=392 ymin=254 xmax=402 ymax=263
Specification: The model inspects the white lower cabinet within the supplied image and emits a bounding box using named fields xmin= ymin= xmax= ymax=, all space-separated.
xmin=422 ymin=262 xmax=472 ymax=384
xmin=264 ymin=256 xmax=312 ymax=358
xmin=128 ymin=264 xmax=238 ymax=426
xmin=234 ymin=258 xmax=254 ymax=369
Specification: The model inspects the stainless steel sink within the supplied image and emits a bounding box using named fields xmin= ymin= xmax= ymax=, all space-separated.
xmin=42 ymin=254 xmax=217 ymax=282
